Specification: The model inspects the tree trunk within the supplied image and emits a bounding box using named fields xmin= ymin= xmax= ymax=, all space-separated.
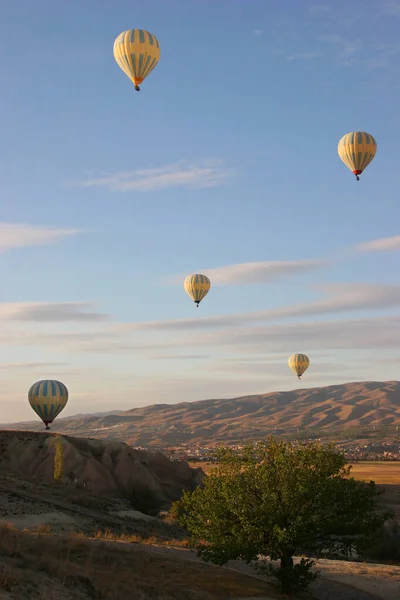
xmin=280 ymin=554 xmax=294 ymax=569
xmin=279 ymin=553 xmax=295 ymax=594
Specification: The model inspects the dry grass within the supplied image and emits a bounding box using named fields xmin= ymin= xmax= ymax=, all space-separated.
xmin=0 ymin=569 xmax=19 ymax=592
xmin=91 ymin=528 xmax=192 ymax=548
xmin=0 ymin=522 xmax=283 ymax=599
xmin=190 ymin=462 xmax=218 ymax=474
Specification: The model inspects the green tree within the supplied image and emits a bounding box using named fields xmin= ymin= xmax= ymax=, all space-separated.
xmin=172 ymin=438 xmax=391 ymax=594
xmin=53 ymin=435 xmax=64 ymax=481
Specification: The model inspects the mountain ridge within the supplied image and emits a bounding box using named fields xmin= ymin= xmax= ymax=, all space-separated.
xmin=4 ymin=380 xmax=400 ymax=447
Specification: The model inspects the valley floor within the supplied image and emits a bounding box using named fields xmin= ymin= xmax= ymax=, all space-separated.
xmin=0 ymin=474 xmax=399 ymax=600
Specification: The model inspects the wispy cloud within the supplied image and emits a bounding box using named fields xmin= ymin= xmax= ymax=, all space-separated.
xmin=364 ymin=58 xmax=388 ymax=69
xmin=220 ymin=351 xmax=334 ymax=363
xmin=384 ymin=1 xmax=400 ymax=16
xmin=309 ymin=4 xmax=331 ymax=14
xmin=362 ymin=42 xmax=400 ymax=69
xmin=318 ymin=34 xmax=362 ymax=56
xmin=269 ymin=282 xmax=400 ymax=319
xmin=203 ymin=259 xmax=326 ymax=285
xmin=0 ymin=302 xmax=109 ymax=322
xmin=205 ymin=358 xmax=361 ymax=377
xmin=375 ymin=43 xmax=400 ymax=55
xmin=0 ymin=223 xmax=82 ymax=253
xmin=0 ymin=306 xmax=399 ymax=397
xmin=205 ymin=315 xmax=400 ymax=354
xmin=253 ymin=29 xmax=263 ymax=36
xmin=151 ymin=354 xmax=210 ymax=361
xmin=354 ymin=235 xmax=400 ymax=253
xmin=290 ymin=283 xmax=400 ymax=317
xmin=286 ymin=53 xmax=319 ymax=61
xmin=119 ymin=283 xmax=400 ymax=334
xmin=71 ymin=159 xmax=237 ymax=193
xmin=0 ymin=329 xmax=121 ymax=349
xmin=42 ymin=314 xmax=400 ymax=357
xmin=0 ymin=362 xmax=69 ymax=371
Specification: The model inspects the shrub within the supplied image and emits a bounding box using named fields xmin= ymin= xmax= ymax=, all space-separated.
xmin=53 ymin=435 xmax=64 ymax=481
xmin=129 ymin=488 xmax=162 ymax=516
xmin=258 ymin=557 xmax=319 ymax=594
xmin=357 ymin=519 xmax=400 ymax=563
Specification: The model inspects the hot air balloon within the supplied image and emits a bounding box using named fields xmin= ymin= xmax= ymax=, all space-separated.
xmin=184 ymin=274 xmax=211 ymax=307
xmin=113 ymin=29 xmax=160 ymax=91
xmin=288 ymin=354 xmax=310 ymax=380
xmin=28 ymin=380 xmax=68 ymax=430
xmin=338 ymin=131 xmax=377 ymax=181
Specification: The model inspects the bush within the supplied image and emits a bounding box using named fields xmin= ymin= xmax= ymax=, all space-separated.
xmin=357 ymin=519 xmax=400 ymax=563
xmin=258 ymin=557 xmax=319 ymax=594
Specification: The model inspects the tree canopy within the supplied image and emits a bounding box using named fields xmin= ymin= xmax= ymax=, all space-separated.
xmin=172 ymin=438 xmax=391 ymax=593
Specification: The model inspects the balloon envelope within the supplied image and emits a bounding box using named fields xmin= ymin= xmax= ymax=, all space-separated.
xmin=184 ymin=274 xmax=211 ymax=306
xmin=28 ymin=380 xmax=68 ymax=429
xmin=113 ymin=29 xmax=160 ymax=89
xmin=288 ymin=354 xmax=310 ymax=379
xmin=338 ymin=131 xmax=377 ymax=179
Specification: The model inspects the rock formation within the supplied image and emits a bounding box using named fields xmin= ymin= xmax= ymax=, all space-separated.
xmin=0 ymin=431 xmax=204 ymax=511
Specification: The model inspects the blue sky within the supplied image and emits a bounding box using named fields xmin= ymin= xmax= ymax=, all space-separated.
xmin=0 ymin=0 xmax=400 ymax=423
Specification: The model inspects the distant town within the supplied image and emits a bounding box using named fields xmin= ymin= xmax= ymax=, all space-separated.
xmin=131 ymin=439 xmax=400 ymax=463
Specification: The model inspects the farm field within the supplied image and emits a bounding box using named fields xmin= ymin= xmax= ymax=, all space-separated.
xmin=190 ymin=461 xmax=400 ymax=484
xmin=349 ymin=461 xmax=400 ymax=485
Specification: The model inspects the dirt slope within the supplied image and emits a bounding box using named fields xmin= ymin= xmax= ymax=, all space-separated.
xmin=0 ymin=470 xmax=398 ymax=600
xmin=0 ymin=525 xmax=279 ymax=600
xmin=1 ymin=525 xmax=398 ymax=600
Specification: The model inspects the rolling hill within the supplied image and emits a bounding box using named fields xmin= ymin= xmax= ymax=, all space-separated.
xmin=4 ymin=380 xmax=400 ymax=447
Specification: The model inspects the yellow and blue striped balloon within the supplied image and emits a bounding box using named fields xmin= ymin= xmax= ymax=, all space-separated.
xmin=113 ymin=29 xmax=161 ymax=91
xmin=338 ymin=131 xmax=377 ymax=181
xmin=288 ymin=354 xmax=310 ymax=380
xmin=28 ymin=380 xmax=69 ymax=430
xmin=184 ymin=274 xmax=211 ymax=307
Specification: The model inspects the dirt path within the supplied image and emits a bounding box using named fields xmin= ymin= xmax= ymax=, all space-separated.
xmin=309 ymin=559 xmax=400 ymax=600
xmin=140 ymin=547 xmax=400 ymax=600
xmin=311 ymin=578 xmax=394 ymax=600
xmin=229 ymin=558 xmax=400 ymax=600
